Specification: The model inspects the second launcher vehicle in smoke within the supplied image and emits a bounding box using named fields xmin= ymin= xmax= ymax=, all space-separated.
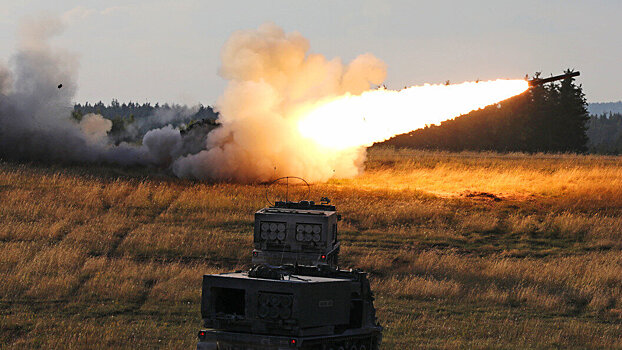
xmin=197 ymin=198 xmax=382 ymax=350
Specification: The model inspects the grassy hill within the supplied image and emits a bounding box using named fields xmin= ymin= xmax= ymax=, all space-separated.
xmin=1 ymin=148 xmax=621 ymax=348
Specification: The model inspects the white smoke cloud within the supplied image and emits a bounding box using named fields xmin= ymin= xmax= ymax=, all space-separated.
xmin=123 ymin=104 xmax=199 ymax=139
xmin=142 ymin=125 xmax=183 ymax=165
xmin=172 ymin=23 xmax=386 ymax=182
xmin=79 ymin=113 xmax=112 ymax=145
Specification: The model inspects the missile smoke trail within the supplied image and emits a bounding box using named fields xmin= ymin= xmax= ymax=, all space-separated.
xmin=0 ymin=18 xmax=530 ymax=183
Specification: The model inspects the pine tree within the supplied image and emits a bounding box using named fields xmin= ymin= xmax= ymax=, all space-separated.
xmin=556 ymin=69 xmax=589 ymax=152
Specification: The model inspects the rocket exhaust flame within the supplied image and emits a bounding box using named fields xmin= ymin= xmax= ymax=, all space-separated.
xmin=298 ymin=79 xmax=529 ymax=150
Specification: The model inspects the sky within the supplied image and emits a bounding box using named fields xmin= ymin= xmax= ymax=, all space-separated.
xmin=0 ymin=0 xmax=620 ymax=105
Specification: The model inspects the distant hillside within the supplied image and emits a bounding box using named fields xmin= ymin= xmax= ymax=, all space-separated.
xmin=588 ymin=101 xmax=622 ymax=115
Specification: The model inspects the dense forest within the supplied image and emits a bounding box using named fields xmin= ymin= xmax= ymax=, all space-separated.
xmin=587 ymin=113 xmax=622 ymax=154
xmin=588 ymin=101 xmax=622 ymax=115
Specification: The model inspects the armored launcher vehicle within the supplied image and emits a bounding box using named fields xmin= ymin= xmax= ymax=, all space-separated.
xmin=198 ymin=264 xmax=382 ymax=350
xmin=197 ymin=181 xmax=382 ymax=350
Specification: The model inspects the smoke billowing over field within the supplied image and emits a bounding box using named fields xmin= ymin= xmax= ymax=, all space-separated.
xmin=0 ymin=16 xmax=189 ymax=167
xmin=0 ymin=17 xmax=528 ymax=182
xmin=171 ymin=23 xmax=388 ymax=182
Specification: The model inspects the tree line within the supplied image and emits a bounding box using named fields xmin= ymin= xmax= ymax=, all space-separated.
xmin=73 ymin=100 xmax=218 ymax=144
xmin=73 ymin=75 xmax=622 ymax=154
xmin=587 ymin=113 xmax=622 ymax=154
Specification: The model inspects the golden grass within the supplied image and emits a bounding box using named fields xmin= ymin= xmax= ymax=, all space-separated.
xmin=361 ymin=148 xmax=622 ymax=208
xmin=368 ymin=249 xmax=622 ymax=316
xmin=0 ymin=148 xmax=621 ymax=348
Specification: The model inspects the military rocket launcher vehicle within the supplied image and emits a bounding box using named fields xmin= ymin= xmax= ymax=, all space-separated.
xmin=197 ymin=178 xmax=382 ymax=350
xmin=197 ymin=264 xmax=382 ymax=350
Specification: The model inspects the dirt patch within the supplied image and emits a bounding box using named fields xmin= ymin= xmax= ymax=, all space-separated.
xmin=463 ymin=191 xmax=502 ymax=202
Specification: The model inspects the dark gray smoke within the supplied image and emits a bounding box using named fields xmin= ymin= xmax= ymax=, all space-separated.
xmin=0 ymin=16 xmax=184 ymax=167
xmin=0 ymin=17 xmax=95 ymax=162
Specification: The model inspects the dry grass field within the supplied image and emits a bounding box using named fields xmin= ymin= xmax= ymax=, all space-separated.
xmin=1 ymin=148 xmax=621 ymax=349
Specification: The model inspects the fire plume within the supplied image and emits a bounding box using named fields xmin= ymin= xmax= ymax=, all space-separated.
xmin=298 ymin=79 xmax=529 ymax=150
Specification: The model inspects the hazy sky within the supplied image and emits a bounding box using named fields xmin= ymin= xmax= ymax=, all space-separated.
xmin=0 ymin=0 xmax=620 ymax=104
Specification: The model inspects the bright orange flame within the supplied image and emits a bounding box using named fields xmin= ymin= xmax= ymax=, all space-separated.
xmin=298 ymin=79 xmax=529 ymax=150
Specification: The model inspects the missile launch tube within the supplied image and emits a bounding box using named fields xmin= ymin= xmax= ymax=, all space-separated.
xmin=528 ymin=71 xmax=580 ymax=87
